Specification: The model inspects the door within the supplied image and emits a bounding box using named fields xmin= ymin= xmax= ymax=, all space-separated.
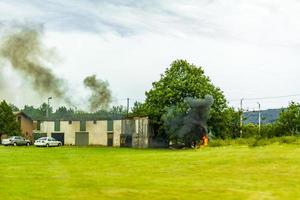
xmin=107 ymin=133 xmax=113 ymax=146
xmin=75 ymin=132 xmax=89 ymax=146
xmin=120 ymin=134 xmax=132 ymax=147
xmin=15 ymin=136 xmax=24 ymax=145
xmin=51 ymin=133 xmax=64 ymax=145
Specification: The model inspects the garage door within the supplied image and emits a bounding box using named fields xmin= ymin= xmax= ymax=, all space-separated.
xmin=75 ymin=132 xmax=89 ymax=146
xmin=51 ymin=133 xmax=64 ymax=145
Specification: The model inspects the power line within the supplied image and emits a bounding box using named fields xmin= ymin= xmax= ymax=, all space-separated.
xmin=229 ymin=93 xmax=300 ymax=102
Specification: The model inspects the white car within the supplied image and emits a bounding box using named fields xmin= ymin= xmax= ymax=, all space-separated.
xmin=34 ymin=137 xmax=62 ymax=147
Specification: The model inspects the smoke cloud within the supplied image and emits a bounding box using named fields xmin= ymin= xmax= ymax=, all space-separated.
xmin=162 ymin=95 xmax=214 ymax=146
xmin=0 ymin=26 xmax=71 ymax=103
xmin=84 ymin=74 xmax=112 ymax=112
xmin=0 ymin=24 xmax=113 ymax=111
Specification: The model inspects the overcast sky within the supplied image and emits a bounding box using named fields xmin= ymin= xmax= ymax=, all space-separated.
xmin=0 ymin=0 xmax=300 ymax=110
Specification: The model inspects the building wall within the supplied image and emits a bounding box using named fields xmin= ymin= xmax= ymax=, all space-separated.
xmin=113 ymin=120 xmax=122 ymax=147
xmin=14 ymin=112 xmax=34 ymax=139
xmin=132 ymin=117 xmax=150 ymax=148
xmin=87 ymin=121 xmax=107 ymax=145
xmin=17 ymin=115 xmax=33 ymax=139
xmin=60 ymin=121 xmax=80 ymax=145
xmin=36 ymin=118 xmax=151 ymax=147
xmin=40 ymin=121 xmax=54 ymax=137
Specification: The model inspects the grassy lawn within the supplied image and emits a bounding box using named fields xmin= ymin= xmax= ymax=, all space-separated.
xmin=1 ymin=145 xmax=300 ymax=200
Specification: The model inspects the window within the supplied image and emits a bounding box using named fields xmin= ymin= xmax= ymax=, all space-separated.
xmin=17 ymin=116 xmax=21 ymax=125
xmin=54 ymin=120 xmax=60 ymax=132
xmin=80 ymin=120 xmax=86 ymax=131
xmin=68 ymin=120 xmax=72 ymax=125
xmin=107 ymin=120 xmax=113 ymax=132
xmin=93 ymin=120 xmax=97 ymax=124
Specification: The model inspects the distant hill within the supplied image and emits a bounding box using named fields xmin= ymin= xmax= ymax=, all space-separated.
xmin=244 ymin=108 xmax=283 ymax=124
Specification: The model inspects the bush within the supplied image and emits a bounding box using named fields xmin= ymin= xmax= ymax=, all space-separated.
xmin=208 ymin=136 xmax=300 ymax=147
xmin=208 ymin=139 xmax=231 ymax=147
xmin=278 ymin=136 xmax=298 ymax=144
xmin=248 ymin=138 xmax=271 ymax=147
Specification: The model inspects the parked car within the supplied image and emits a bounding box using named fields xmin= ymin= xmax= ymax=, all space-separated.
xmin=34 ymin=137 xmax=62 ymax=147
xmin=2 ymin=136 xmax=31 ymax=146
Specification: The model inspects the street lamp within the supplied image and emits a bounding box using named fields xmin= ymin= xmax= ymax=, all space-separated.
xmin=47 ymin=97 xmax=52 ymax=118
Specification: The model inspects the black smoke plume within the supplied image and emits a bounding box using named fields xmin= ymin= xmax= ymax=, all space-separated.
xmin=0 ymin=26 xmax=71 ymax=103
xmin=162 ymin=95 xmax=214 ymax=146
xmin=84 ymin=75 xmax=112 ymax=112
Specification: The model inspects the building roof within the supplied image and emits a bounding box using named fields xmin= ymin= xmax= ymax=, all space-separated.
xmin=14 ymin=111 xmax=33 ymax=121
xmin=33 ymin=114 xmax=124 ymax=121
xmin=33 ymin=115 xmax=148 ymax=122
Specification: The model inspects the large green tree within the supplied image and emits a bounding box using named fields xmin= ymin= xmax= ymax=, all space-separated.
xmin=0 ymin=101 xmax=20 ymax=141
xmin=134 ymin=60 xmax=231 ymax=144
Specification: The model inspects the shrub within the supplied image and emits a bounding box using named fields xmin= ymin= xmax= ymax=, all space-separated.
xmin=248 ymin=138 xmax=271 ymax=147
xmin=209 ymin=139 xmax=231 ymax=147
xmin=278 ymin=136 xmax=298 ymax=144
xmin=208 ymin=136 xmax=300 ymax=148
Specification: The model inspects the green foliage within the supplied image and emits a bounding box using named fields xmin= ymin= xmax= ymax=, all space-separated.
xmin=134 ymin=59 xmax=229 ymax=141
xmin=9 ymin=103 xmax=19 ymax=112
xmin=242 ymin=123 xmax=259 ymax=138
xmin=22 ymin=104 xmax=46 ymax=119
xmin=276 ymin=102 xmax=300 ymax=135
xmin=0 ymin=100 xmax=20 ymax=139
xmin=214 ymin=107 xmax=241 ymax=139
xmin=109 ymin=105 xmax=127 ymax=115
xmin=209 ymin=136 xmax=300 ymax=148
xmin=130 ymin=101 xmax=148 ymax=116
xmin=161 ymin=102 xmax=187 ymax=142
xmin=22 ymin=104 xmax=127 ymax=121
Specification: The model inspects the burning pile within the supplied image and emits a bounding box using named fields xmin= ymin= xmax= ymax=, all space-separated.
xmin=162 ymin=95 xmax=214 ymax=147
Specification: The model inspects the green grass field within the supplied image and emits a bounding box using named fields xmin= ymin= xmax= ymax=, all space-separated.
xmin=1 ymin=145 xmax=300 ymax=200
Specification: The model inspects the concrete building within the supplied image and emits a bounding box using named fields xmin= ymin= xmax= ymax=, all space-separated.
xmin=33 ymin=117 xmax=151 ymax=147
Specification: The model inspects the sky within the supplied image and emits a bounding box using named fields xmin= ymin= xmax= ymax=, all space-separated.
xmin=0 ymin=0 xmax=300 ymax=111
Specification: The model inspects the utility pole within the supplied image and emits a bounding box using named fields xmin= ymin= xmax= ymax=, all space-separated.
xmin=47 ymin=97 xmax=52 ymax=118
xmin=126 ymin=98 xmax=130 ymax=117
xmin=257 ymin=102 xmax=261 ymax=136
xmin=240 ymin=98 xmax=244 ymax=137
xmin=297 ymin=107 xmax=300 ymax=134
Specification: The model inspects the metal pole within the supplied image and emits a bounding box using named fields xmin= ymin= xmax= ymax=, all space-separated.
xmin=296 ymin=106 xmax=299 ymax=134
xmin=257 ymin=102 xmax=261 ymax=136
xmin=47 ymin=97 xmax=52 ymax=119
xmin=240 ymin=98 xmax=244 ymax=137
xmin=127 ymin=98 xmax=130 ymax=117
